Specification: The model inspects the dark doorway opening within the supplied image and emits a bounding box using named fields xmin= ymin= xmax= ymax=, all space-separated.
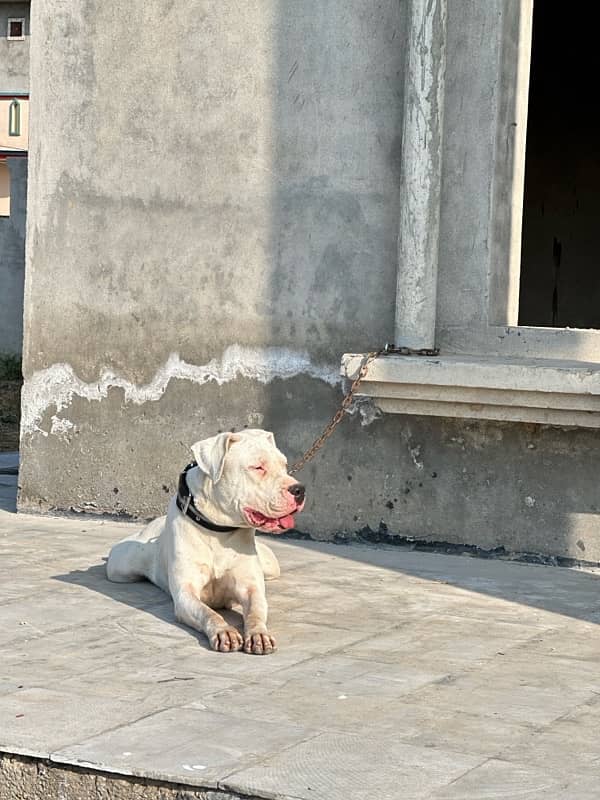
xmin=518 ymin=2 xmax=600 ymax=329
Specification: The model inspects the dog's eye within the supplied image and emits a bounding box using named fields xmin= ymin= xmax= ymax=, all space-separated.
xmin=250 ymin=465 xmax=266 ymax=474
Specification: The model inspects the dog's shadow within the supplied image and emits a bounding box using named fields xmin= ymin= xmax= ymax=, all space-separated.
xmin=53 ymin=561 xmax=244 ymax=652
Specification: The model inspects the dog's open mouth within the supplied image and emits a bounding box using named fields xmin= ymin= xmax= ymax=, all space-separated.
xmin=244 ymin=508 xmax=297 ymax=532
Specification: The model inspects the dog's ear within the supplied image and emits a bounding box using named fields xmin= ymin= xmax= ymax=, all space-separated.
xmin=244 ymin=429 xmax=276 ymax=445
xmin=191 ymin=432 xmax=241 ymax=484
xmin=262 ymin=430 xmax=275 ymax=446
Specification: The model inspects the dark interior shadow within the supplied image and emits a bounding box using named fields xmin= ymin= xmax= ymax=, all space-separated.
xmin=52 ymin=562 xmax=245 ymax=652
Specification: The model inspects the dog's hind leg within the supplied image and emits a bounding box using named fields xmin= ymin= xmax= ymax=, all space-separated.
xmin=106 ymin=517 xmax=164 ymax=583
xmin=106 ymin=540 xmax=154 ymax=582
xmin=256 ymin=540 xmax=280 ymax=580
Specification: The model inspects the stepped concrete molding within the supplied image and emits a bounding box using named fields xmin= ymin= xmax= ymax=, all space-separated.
xmin=343 ymin=353 xmax=600 ymax=428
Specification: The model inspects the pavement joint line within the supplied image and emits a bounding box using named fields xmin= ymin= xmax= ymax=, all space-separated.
xmin=394 ymin=640 xmax=555 ymax=701
xmin=425 ymin=755 xmax=493 ymax=797
xmin=217 ymin=730 xmax=334 ymax=799
xmin=0 ymin=604 xmax=176 ymax=648
xmin=218 ymin=774 xmax=305 ymax=800
xmin=47 ymin=704 xmax=178 ymax=765
xmin=48 ymin=706 xmax=324 ymax=798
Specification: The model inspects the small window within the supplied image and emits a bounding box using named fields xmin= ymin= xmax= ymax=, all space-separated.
xmin=7 ymin=18 xmax=25 ymax=40
xmin=8 ymin=100 xmax=21 ymax=137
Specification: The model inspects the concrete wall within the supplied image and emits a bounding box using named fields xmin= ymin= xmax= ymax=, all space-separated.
xmin=20 ymin=0 xmax=404 ymax=507
xmin=0 ymin=156 xmax=26 ymax=354
xmin=19 ymin=0 xmax=600 ymax=565
xmin=0 ymin=1 xmax=30 ymax=91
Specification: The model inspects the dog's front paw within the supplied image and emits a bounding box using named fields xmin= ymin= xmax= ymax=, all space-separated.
xmin=244 ymin=632 xmax=277 ymax=655
xmin=210 ymin=627 xmax=244 ymax=653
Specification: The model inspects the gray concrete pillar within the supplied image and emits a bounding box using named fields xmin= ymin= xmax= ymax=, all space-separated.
xmin=395 ymin=0 xmax=447 ymax=350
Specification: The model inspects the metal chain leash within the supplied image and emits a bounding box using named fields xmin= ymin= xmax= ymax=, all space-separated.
xmin=289 ymin=344 xmax=439 ymax=474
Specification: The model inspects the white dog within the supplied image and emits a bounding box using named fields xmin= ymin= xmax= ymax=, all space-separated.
xmin=106 ymin=430 xmax=305 ymax=655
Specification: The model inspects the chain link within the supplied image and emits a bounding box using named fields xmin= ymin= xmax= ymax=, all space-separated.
xmin=289 ymin=344 xmax=439 ymax=474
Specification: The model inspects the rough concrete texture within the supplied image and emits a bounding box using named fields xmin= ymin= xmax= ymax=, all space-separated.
xmin=20 ymin=0 xmax=405 ymax=525
xmin=23 ymin=0 xmax=403 ymax=375
xmin=19 ymin=0 xmax=600 ymax=564
xmin=395 ymin=0 xmax=445 ymax=350
xmin=18 ymin=377 xmax=600 ymax=565
xmin=1 ymin=508 xmax=600 ymax=799
xmin=435 ymin=0 xmax=505 ymax=339
xmin=0 ymin=157 xmax=27 ymax=355
xmin=0 ymin=755 xmax=242 ymax=800
xmin=0 ymin=2 xmax=29 ymax=91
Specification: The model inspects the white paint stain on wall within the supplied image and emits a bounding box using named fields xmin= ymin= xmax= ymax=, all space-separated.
xmin=50 ymin=415 xmax=75 ymax=439
xmin=21 ymin=345 xmax=340 ymax=436
xmin=409 ymin=444 xmax=424 ymax=470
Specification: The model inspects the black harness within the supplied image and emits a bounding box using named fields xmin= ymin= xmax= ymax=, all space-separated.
xmin=175 ymin=461 xmax=238 ymax=533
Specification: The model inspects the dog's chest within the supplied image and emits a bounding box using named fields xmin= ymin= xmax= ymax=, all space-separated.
xmin=175 ymin=525 xmax=258 ymax=606
xmin=200 ymin=573 xmax=236 ymax=607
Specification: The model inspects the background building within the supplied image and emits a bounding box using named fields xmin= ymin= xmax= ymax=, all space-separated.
xmin=17 ymin=0 xmax=600 ymax=565
xmin=0 ymin=0 xmax=29 ymax=357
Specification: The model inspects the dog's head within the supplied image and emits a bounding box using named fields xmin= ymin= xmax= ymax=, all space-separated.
xmin=190 ymin=429 xmax=305 ymax=533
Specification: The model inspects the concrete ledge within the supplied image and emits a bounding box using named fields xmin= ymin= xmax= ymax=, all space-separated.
xmin=0 ymin=752 xmax=244 ymax=800
xmin=342 ymin=353 xmax=600 ymax=427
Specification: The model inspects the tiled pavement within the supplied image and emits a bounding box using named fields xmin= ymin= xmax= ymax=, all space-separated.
xmin=1 ymin=464 xmax=600 ymax=799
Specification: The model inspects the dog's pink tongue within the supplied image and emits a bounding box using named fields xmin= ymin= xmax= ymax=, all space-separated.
xmin=278 ymin=514 xmax=296 ymax=530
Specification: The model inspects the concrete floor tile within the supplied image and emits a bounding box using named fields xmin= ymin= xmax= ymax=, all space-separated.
xmin=196 ymin=654 xmax=447 ymax=733
xmin=52 ymin=707 xmax=316 ymax=789
xmin=1 ymin=515 xmax=600 ymax=796
xmin=223 ymin=731 xmax=483 ymax=800
xmin=516 ymin=623 xmax=600 ymax=661
xmin=376 ymin=703 xmax=536 ymax=757
xmin=499 ymin=697 xmax=600 ymax=770
xmin=0 ymin=619 xmax=178 ymax=689
xmin=167 ymin=620 xmax=369 ymax=681
xmin=403 ymin=655 xmax=596 ymax=727
xmin=56 ymin=660 xmax=244 ymax=707
xmin=341 ymin=614 xmax=543 ymax=670
xmin=0 ymin=586 xmax=170 ymax=647
xmin=0 ymin=688 xmax=151 ymax=757
xmin=428 ymin=758 xmax=587 ymax=800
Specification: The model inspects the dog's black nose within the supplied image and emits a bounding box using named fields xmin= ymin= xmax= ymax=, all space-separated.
xmin=288 ymin=483 xmax=305 ymax=503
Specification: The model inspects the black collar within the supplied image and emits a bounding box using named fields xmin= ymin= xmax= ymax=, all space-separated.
xmin=175 ymin=461 xmax=239 ymax=533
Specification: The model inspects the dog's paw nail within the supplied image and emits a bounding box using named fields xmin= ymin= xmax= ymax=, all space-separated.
xmin=212 ymin=628 xmax=243 ymax=652
xmin=245 ymin=632 xmax=276 ymax=655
